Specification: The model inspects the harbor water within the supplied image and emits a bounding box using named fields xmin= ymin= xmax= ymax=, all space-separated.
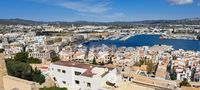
xmin=83 ymin=35 xmax=200 ymax=51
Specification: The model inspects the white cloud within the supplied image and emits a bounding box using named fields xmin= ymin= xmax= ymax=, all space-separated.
xmin=23 ymin=0 xmax=125 ymax=21
xmin=198 ymin=3 xmax=200 ymax=6
xmin=26 ymin=0 xmax=111 ymax=14
xmin=168 ymin=0 xmax=193 ymax=5
xmin=59 ymin=0 xmax=111 ymax=14
xmin=103 ymin=12 xmax=125 ymax=19
xmin=77 ymin=12 xmax=125 ymax=20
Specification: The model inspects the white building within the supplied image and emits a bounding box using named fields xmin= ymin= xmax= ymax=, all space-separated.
xmin=176 ymin=68 xmax=192 ymax=81
xmin=49 ymin=61 xmax=117 ymax=90
xmin=3 ymin=42 xmax=24 ymax=58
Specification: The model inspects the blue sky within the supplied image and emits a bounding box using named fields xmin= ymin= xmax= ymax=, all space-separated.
xmin=0 ymin=0 xmax=200 ymax=22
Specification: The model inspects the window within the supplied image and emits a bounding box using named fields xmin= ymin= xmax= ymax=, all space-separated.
xmin=87 ymin=82 xmax=91 ymax=87
xmin=53 ymin=77 xmax=57 ymax=81
xmin=62 ymin=70 xmax=66 ymax=73
xmin=75 ymin=80 xmax=80 ymax=85
xmin=57 ymin=69 xmax=61 ymax=72
xmin=75 ymin=71 xmax=81 ymax=75
xmin=62 ymin=81 xmax=66 ymax=84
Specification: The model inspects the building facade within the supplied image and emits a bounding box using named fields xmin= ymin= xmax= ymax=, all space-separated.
xmin=49 ymin=61 xmax=117 ymax=90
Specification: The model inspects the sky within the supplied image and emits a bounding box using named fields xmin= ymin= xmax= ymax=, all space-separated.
xmin=0 ymin=0 xmax=200 ymax=22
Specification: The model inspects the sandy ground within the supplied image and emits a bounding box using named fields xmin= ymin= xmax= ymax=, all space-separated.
xmin=115 ymin=81 xmax=155 ymax=90
xmin=103 ymin=80 xmax=156 ymax=90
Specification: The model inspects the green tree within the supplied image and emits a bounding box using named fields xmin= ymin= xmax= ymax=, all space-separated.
xmin=0 ymin=49 xmax=4 ymax=53
xmin=92 ymin=58 xmax=97 ymax=65
xmin=51 ymin=56 xmax=60 ymax=62
xmin=6 ymin=52 xmax=45 ymax=84
xmin=14 ymin=52 xmax=41 ymax=64
xmin=32 ymin=68 xmax=45 ymax=84
xmin=40 ymin=86 xmax=67 ymax=90
xmin=108 ymin=60 xmax=113 ymax=64
xmin=100 ymin=61 xmax=105 ymax=66
xmin=179 ymin=78 xmax=191 ymax=87
xmin=171 ymin=74 xmax=177 ymax=80
xmin=14 ymin=52 xmax=28 ymax=62
xmin=28 ymin=57 xmax=41 ymax=64
xmin=6 ymin=60 xmax=32 ymax=80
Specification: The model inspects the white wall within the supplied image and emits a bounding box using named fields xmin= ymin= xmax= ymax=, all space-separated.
xmin=49 ymin=63 xmax=117 ymax=90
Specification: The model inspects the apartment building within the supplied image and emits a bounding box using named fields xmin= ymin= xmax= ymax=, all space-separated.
xmin=29 ymin=50 xmax=56 ymax=61
xmin=3 ymin=42 xmax=24 ymax=58
xmin=49 ymin=61 xmax=117 ymax=90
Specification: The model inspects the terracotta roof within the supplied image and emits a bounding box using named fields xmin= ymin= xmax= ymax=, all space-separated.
xmin=81 ymin=68 xmax=95 ymax=77
xmin=131 ymin=66 xmax=140 ymax=71
xmin=53 ymin=61 xmax=115 ymax=77
xmin=54 ymin=61 xmax=92 ymax=69
xmin=140 ymin=65 xmax=148 ymax=71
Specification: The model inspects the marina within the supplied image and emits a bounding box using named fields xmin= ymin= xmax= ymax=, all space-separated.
xmin=160 ymin=34 xmax=198 ymax=40
xmin=106 ymin=34 xmax=136 ymax=41
xmin=84 ymin=35 xmax=200 ymax=51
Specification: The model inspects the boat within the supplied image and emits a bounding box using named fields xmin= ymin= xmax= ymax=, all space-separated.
xmin=159 ymin=36 xmax=165 ymax=40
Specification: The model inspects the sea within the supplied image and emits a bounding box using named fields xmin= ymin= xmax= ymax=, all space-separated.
xmin=83 ymin=35 xmax=200 ymax=51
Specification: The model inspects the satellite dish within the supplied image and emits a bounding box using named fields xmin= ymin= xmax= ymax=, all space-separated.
xmin=104 ymin=68 xmax=109 ymax=72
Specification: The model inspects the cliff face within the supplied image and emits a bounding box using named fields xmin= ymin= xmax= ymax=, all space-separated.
xmin=0 ymin=53 xmax=7 ymax=90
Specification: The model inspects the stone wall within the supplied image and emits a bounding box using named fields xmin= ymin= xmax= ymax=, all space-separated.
xmin=3 ymin=75 xmax=40 ymax=90
xmin=0 ymin=53 xmax=7 ymax=90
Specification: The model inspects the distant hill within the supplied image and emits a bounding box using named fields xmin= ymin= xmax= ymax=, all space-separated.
xmin=0 ymin=18 xmax=200 ymax=26
xmin=0 ymin=18 xmax=42 ymax=25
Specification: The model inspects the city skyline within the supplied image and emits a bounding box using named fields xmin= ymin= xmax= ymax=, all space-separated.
xmin=1 ymin=1 xmax=200 ymax=89
xmin=1 ymin=0 xmax=200 ymax=22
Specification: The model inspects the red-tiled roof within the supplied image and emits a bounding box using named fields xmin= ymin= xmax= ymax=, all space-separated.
xmin=54 ymin=61 xmax=92 ymax=69
xmin=53 ymin=61 xmax=115 ymax=77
